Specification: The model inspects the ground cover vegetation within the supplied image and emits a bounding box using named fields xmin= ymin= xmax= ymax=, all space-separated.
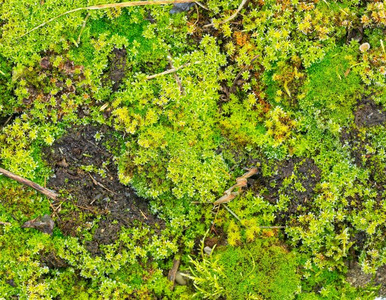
xmin=0 ymin=0 xmax=385 ymax=298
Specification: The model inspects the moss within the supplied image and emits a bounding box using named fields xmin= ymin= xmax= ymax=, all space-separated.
xmin=0 ymin=55 xmax=15 ymax=115
xmin=0 ymin=0 xmax=385 ymax=298
xmin=189 ymin=238 xmax=300 ymax=300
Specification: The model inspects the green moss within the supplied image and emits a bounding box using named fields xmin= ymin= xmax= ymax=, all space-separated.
xmin=188 ymin=238 xmax=300 ymax=300
xmin=0 ymin=0 xmax=385 ymax=298
xmin=0 ymin=55 xmax=15 ymax=115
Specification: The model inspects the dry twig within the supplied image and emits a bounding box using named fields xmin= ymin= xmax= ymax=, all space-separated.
xmin=139 ymin=209 xmax=148 ymax=220
xmin=213 ymin=192 xmax=238 ymax=205
xmin=0 ymin=167 xmax=58 ymax=200
xmin=204 ymin=0 xmax=248 ymax=28
xmin=194 ymin=1 xmax=208 ymax=10
xmin=213 ymin=167 xmax=257 ymax=205
xmin=87 ymin=173 xmax=116 ymax=195
xmin=1 ymin=115 xmax=13 ymax=129
xmin=146 ymin=62 xmax=192 ymax=80
xmin=168 ymin=258 xmax=180 ymax=289
xmin=230 ymin=55 xmax=259 ymax=92
xmin=259 ymin=226 xmax=286 ymax=229
xmin=167 ymin=55 xmax=185 ymax=94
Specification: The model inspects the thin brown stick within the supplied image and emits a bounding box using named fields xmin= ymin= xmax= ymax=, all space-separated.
xmin=73 ymin=204 xmax=99 ymax=214
xmin=213 ymin=192 xmax=238 ymax=205
xmin=223 ymin=205 xmax=286 ymax=229
xmin=168 ymin=257 xmax=180 ymax=289
xmin=194 ymin=1 xmax=208 ymax=10
xmin=0 ymin=221 xmax=11 ymax=226
xmin=87 ymin=173 xmax=116 ymax=195
xmin=193 ymin=3 xmax=200 ymax=25
xmin=258 ymin=226 xmax=286 ymax=229
xmin=210 ymin=205 xmax=221 ymax=232
xmin=204 ymin=0 xmax=248 ymax=28
xmin=84 ymin=0 xmax=196 ymax=10
xmin=19 ymin=0 xmax=196 ymax=39
xmin=0 ymin=167 xmax=58 ymax=200
xmin=1 ymin=115 xmax=13 ymax=128
xmin=146 ymin=62 xmax=191 ymax=80
xmin=139 ymin=209 xmax=148 ymax=220
xmin=167 ymin=55 xmax=184 ymax=94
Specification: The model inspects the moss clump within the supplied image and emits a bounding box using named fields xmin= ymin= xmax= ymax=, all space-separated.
xmin=189 ymin=238 xmax=300 ymax=300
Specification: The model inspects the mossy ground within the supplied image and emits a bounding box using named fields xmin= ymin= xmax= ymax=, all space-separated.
xmin=0 ymin=0 xmax=385 ymax=299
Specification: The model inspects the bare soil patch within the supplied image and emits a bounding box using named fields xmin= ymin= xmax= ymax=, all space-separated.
xmin=346 ymin=263 xmax=386 ymax=297
xmin=103 ymin=48 xmax=127 ymax=92
xmin=355 ymin=98 xmax=386 ymax=127
xmin=43 ymin=125 xmax=164 ymax=254
xmin=250 ymin=157 xmax=321 ymax=225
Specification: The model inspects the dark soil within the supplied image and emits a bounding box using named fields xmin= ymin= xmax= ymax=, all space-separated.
xmin=40 ymin=251 xmax=69 ymax=269
xmin=346 ymin=25 xmax=363 ymax=43
xmin=340 ymin=128 xmax=365 ymax=167
xmin=339 ymin=98 xmax=386 ymax=261
xmin=205 ymin=225 xmax=228 ymax=248
xmin=0 ymin=113 xmax=20 ymax=128
xmin=340 ymin=127 xmax=386 ymax=194
xmin=341 ymin=98 xmax=386 ymax=181
xmin=43 ymin=125 xmax=164 ymax=255
xmin=250 ymin=157 xmax=321 ymax=225
xmin=341 ymin=98 xmax=386 ymax=193
xmin=103 ymin=48 xmax=127 ymax=91
xmin=354 ymin=98 xmax=386 ymax=127
xmin=346 ymin=262 xmax=386 ymax=297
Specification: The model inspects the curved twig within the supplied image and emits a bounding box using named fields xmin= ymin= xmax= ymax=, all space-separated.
xmin=146 ymin=61 xmax=198 ymax=80
xmin=213 ymin=167 xmax=257 ymax=205
xmin=204 ymin=0 xmax=248 ymax=28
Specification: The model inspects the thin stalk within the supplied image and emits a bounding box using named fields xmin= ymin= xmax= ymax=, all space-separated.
xmin=146 ymin=62 xmax=192 ymax=80
xmin=0 ymin=167 xmax=58 ymax=200
xmin=204 ymin=0 xmax=248 ymax=28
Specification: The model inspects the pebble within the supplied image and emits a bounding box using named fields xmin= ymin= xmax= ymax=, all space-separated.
xmin=204 ymin=246 xmax=212 ymax=255
xmin=22 ymin=214 xmax=55 ymax=235
xmin=359 ymin=42 xmax=370 ymax=52
xmin=175 ymin=271 xmax=187 ymax=285
xmin=170 ymin=3 xmax=195 ymax=14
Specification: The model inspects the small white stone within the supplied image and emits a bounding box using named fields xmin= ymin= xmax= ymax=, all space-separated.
xmin=359 ymin=42 xmax=371 ymax=52
xmin=175 ymin=272 xmax=187 ymax=285
xmin=204 ymin=246 xmax=213 ymax=255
